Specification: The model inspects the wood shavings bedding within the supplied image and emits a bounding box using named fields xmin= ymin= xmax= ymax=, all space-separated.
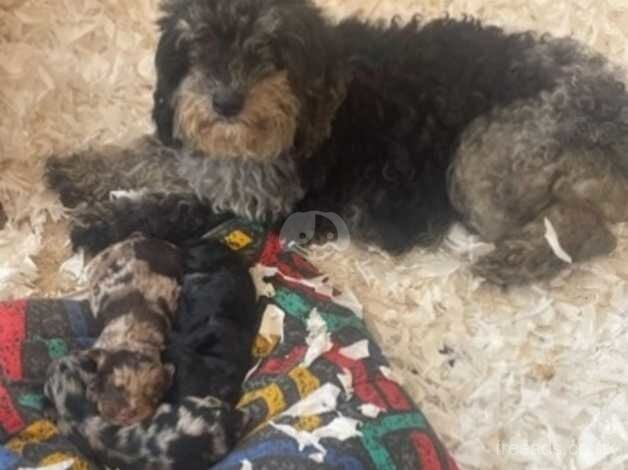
xmin=1 ymin=0 xmax=628 ymax=469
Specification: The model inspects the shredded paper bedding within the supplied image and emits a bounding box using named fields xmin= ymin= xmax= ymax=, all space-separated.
xmin=1 ymin=0 xmax=628 ymax=468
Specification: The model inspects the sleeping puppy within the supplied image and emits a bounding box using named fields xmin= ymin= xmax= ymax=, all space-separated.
xmin=84 ymin=233 xmax=183 ymax=425
xmin=164 ymin=238 xmax=261 ymax=406
xmin=83 ymin=234 xmax=258 ymax=427
xmin=43 ymin=238 xmax=257 ymax=469
xmin=44 ymin=354 xmax=247 ymax=470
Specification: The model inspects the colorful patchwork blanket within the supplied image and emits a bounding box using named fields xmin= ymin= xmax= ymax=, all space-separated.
xmin=0 ymin=219 xmax=458 ymax=470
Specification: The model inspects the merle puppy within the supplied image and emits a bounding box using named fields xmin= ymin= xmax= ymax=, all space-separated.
xmin=44 ymin=354 xmax=247 ymax=470
xmin=46 ymin=0 xmax=628 ymax=284
xmin=83 ymin=233 xmax=182 ymax=426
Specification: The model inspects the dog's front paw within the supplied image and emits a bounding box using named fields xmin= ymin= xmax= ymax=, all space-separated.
xmin=472 ymin=240 xmax=565 ymax=285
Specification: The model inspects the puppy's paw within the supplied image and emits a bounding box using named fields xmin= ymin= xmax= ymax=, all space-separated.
xmin=45 ymin=155 xmax=91 ymax=208
xmin=42 ymin=403 xmax=59 ymax=422
xmin=69 ymin=210 xmax=117 ymax=256
xmin=472 ymin=239 xmax=564 ymax=285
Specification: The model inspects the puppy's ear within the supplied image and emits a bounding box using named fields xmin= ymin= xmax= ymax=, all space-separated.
xmin=153 ymin=9 xmax=190 ymax=147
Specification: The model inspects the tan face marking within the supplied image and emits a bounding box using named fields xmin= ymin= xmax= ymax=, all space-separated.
xmin=173 ymin=71 xmax=300 ymax=161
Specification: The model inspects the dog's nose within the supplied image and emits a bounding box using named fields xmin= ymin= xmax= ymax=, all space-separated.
xmin=213 ymin=89 xmax=245 ymax=117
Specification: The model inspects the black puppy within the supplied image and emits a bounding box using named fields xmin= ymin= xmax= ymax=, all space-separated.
xmin=165 ymin=238 xmax=261 ymax=406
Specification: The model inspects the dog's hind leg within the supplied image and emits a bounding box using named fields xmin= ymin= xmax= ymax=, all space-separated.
xmin=449 ymin=98 xmax=628 ymax=284
xmin=471 ymin=201 xmax=617 ymax=285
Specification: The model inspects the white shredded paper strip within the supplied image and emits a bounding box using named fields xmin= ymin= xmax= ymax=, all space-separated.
xmin=544 ymin=217 xmax=573 ymax=263
xmin=303 ymin=308 xmax=333 ymax=367
xmin=337 ymin=368 xmax=353 ymax=398
xmin=271 ymin=415 xmax=362 ymax=458
xmin=19 ymin=460 xmax=74 ymax=470
xmin=360 ymin=403 xmax=383 ymax=418
xmin=284 ymin=383 xmax=341 ymax=417
xmin=258 ymin=304 xmax=285 ymax=342
xmin=379 ymin=366 xmax=394 ymax=380
xmin=240 ymin=460 xmax=253 ymax=470
xmin=339 ymin=340 xmax=370 ymax=360
xmin=313 ymin=416 xmax=363 ymax=441
xmin=309 ymin=452 xmax=326 ymax=463
xmin=270 ymin=422 xmax=327 ymax=454
xmin=249 ymin=264 xmax=277 ymax=299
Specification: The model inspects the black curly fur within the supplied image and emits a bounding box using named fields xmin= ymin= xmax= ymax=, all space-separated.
xmin=149 ymin=1 xmax=628 ymax=255
xmin=165 ymin=239 xmax=261 ymax=406
xmin=45 ymin=0 xmax=628 ymax=283
xmin=296 ymin=17 xmax=559 ymax=250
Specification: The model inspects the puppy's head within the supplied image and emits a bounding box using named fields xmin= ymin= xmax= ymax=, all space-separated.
xmin=86 ymin=349 xmax=174 ymax=426
xmin=153 ymin=0 xmax=347 ymax=161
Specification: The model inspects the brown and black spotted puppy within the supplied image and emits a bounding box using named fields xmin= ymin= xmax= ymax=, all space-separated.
xmin=85 ymin=232 xmax=183 ymax=426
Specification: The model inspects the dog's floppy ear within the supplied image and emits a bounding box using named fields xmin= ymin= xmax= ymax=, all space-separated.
xmin=296 ymin=44 xmax=348 ymax=159
xmin=270 ymin=4 xmax=348 ymax=159
xmin=152 ymin=2 xmax=191 ymax=147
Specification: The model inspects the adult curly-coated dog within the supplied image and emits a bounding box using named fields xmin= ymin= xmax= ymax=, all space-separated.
xmin=46 ymin=0 xmax=628 ymax=284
